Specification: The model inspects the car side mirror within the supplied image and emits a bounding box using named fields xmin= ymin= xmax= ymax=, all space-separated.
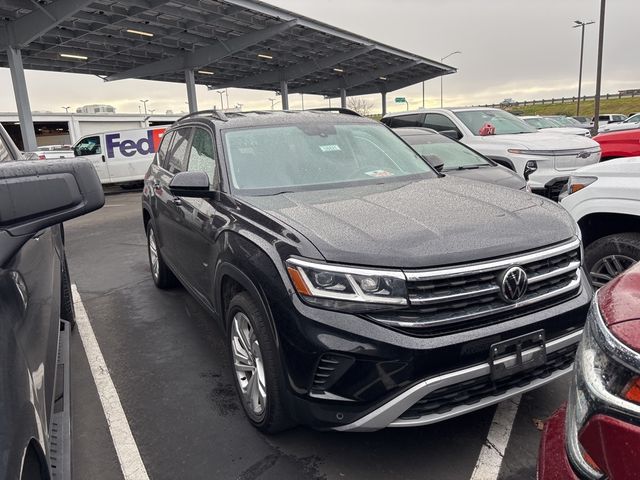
xmin=422 ymin=154 xmax=445 ymax=172
xmin=0 ymin=159 xmax=104 ymax=262
xmin=169 ymin=171 xmax=214 ymax=198
xmin=440 ymin=129 xmax=462 ymax=140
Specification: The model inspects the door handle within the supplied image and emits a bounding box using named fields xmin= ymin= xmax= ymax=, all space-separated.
xmin=101 ymin=154 xmax=106 ymax=162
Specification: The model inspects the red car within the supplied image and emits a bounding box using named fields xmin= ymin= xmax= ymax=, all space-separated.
xmin=593 ymin=128 xmax=640 ymax=160
xmin=538 ymin=263 xmax=640 ymax=479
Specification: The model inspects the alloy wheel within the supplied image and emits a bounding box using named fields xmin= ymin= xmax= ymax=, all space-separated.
xmin=148 ymin=228 xmax=159 ymax=280
xmin=231 ymin=311 xmax=267 ymax=418
xmin=590 ymin=254 xmax=636 ymax=288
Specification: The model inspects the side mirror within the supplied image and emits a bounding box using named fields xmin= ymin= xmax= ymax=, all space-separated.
xmin=422 ymin=154 xmax=445 ymax=172
xmin=169 ymin=171 xmax=213 ymax=198
xmin=440 ymin=129 xmax=462 ymax=140
xmin=0 ymin=159 xmax=104 ymax=262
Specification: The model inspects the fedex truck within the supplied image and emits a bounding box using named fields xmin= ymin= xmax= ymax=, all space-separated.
xmin=72 ymin=126 xmax=166 ymax=185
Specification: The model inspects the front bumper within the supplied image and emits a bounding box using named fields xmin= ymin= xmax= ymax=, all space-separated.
xmin=272 ymin=272 xmax=592 ymax=430
xmin=336 ymin=328 xmax=581 ymax=431
xmin=538 ymin=405 xmax=580 ymax=480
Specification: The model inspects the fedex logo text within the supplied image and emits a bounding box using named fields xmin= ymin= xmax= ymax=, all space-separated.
xmin=105 ymin=129 xmax=165 ymax=159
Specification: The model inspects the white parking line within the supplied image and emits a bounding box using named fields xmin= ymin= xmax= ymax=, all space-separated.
xmin=469 ymin=395 xmax=522 ymax=480
xmin=72 ymin=285 xmax=150 ymax=480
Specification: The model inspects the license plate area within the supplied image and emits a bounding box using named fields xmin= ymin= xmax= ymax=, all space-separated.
xmin=489 ymin=330 xmax=546 ymax=381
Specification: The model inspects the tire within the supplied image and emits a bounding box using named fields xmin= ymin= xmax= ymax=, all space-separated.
xmin=146 ymin=222 xmax=177 ymax=289
xmin=585 ymin=233 xmax=640 ymax=288
xmin=60 ymin=255 xmax=76 ymax=329
xmin=226 ymin=291 xmax=293 ymax=433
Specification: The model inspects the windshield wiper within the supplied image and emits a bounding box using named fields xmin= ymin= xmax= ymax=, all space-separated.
xmin=451 ymin=164 xmax=491 ymax=170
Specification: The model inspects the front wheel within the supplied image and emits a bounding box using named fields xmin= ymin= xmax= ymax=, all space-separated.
xmin=226 ymin=292 xmax=293 ymax=433
xmin=585 ymin=233 xmax=640 ymax=288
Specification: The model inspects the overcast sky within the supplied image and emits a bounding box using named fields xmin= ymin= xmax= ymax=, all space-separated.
xmin=1 ymin=0 xmax=638 ymax=115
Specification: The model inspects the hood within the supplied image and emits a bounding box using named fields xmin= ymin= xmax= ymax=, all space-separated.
xmin=241 ymin=176 xmax=576 ymax=268
xmin=446 ymin=165 xmax=526 ymax=190
xmin=573 ymin=156 xmax=640 ymax=176
xmin=539 ymin=127 xmax=590 ymax=136
xmin=598 ymin=263 xmax=640 ymax=351
xmin=485 ymin=131 xmax=599 ymax=151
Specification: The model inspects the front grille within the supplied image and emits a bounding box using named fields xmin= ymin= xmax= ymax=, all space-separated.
xmin=370 ymin=239 xmax=581 ymax=333
xmin=545 ymin=179 xmax=569 ymax=202
xmin=399 ymin=343 xmax=578 ymax=420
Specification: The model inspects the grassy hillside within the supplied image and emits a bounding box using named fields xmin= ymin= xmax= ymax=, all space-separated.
xmin=506 ymin=97 xmax=640 ymax=117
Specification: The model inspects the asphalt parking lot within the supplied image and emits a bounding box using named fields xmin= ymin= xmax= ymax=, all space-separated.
xmin=65 ymin=190 xmax=572 ymax=480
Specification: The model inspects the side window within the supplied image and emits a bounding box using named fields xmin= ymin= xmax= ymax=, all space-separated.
xmin=166 ymin=128 xmax=192 ymax=175
xmin=187 ymin=128 xmax=217 ymax=182
xmin=389 ymin=114 xmax=425 ymax=128
xmin=0 ymin=135 xmax=11 ymax=162
xmin=423 ymin=113 xmax=460 ymax=133
xmin=156 ymin=131 xmax=174 ymax=169
xmin=74 ymin=135 xmax=102 ymax=156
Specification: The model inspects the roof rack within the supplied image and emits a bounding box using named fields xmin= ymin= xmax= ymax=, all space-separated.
xmin=308 ymin=107 xmax=362 ymax=117
xmin=176 ymin=109 xmax=228 ymax=122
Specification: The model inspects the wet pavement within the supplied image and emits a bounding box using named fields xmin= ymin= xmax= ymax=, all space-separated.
xmin=64 ymin=191 xmax=572 ymax=480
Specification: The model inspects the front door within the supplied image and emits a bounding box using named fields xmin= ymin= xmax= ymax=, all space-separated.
xmin=171 ymin=127 xmax=221 ymax=298
xmin=73 ymin=134 xmax=110 ymax=183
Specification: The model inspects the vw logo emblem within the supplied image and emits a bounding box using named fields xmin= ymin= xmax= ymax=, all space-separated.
xmin=499 ymin=266 xmax=528 ymax=303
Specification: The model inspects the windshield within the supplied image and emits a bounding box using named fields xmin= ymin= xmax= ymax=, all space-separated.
xmin=222 ymin=122 xmax=436 ymax=193
xmin=454 ymin=110 xmax=536 ymax=135
xmin=548 ymin=116 xmax=581 ymax=127
xmin=401 ymin=132 xmax=491 ymax=170
xmin=624 ymin=114 xmax=640 ymax=123
xmin=523 ymin=117 xmax=562 ymax=129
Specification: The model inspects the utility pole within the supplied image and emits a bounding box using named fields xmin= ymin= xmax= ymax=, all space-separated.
xmin=573 ymin=20 xmax=595 ymax=116
xmin=139 ymin=99 xmax=149 ymax=115
xmin=593 ymin=0 xmax=606 ymax=133
xmin=440 ymin=51 xmax=461 ymax=108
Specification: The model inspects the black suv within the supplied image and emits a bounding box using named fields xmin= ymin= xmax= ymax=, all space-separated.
xmin=142 ymin=109 xmax=592 ymax=433
xmin=0 ymin=124 xmax=103 ymax=478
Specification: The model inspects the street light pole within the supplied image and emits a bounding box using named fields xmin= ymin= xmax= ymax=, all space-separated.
xmin=593 ymin=0 xmax=606 ymax=133
xmin=440 ymin=51 xmax=461 ymax=108
xmin=139 ymin=99 xmax=149 ymax=115
xmin=573 ymin=20 xmax=595 ymax=116
xmin=62 ymin=106 xmax=70 ymax=113
xmin=422 ymin=81 xmax=425 ymax=108
xmin=217 ymin=90 xmax=225 ymax=110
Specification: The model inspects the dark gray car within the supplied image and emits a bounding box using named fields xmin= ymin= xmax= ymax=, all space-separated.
xmin=0 ymin=125 xmax=103 ymax=480
xmin=394 ymin=127 xmax=527 ymax=190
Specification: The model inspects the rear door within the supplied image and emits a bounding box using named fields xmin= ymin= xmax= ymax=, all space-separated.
xmin=73 ymin=134 xmax=110 ymax=182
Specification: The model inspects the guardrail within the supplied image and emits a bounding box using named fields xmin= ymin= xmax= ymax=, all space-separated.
xmin=478 ymin=90 xmax=639 ymax=109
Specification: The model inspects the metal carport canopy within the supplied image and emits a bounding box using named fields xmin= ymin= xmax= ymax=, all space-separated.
xmin=0 ymin=0 xmax=456 ymax=147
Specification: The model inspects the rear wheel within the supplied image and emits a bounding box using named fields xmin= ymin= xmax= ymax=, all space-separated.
xmin=585 ymin=233 xmax=640 ymax=288
xmin=146 ymin=223 xmax=177 ymax=289
xmin=226 ymin=291 xmax=293 ymax=433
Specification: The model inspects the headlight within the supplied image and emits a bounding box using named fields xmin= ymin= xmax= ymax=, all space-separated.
xmin=566 ymin=176 xmax=597 ymax=196
xmin=286 ymin=258 xmax=407 ymax=310
xmin=565 ymin=295 xmax=640 ymax=479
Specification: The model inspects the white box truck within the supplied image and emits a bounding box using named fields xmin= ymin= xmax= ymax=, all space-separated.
xmin=72 ymin=126 xmax=167 ymax=185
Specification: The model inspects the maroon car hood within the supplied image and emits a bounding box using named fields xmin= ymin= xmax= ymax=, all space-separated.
xmin=598 ymin=264 xmax=640 ymax=352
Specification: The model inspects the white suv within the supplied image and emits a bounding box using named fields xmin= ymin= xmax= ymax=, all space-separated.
xmin=382 ymin=108 xmax=601 ymax=200
xmin=560 ymin=156 xmax=640 ymax=287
